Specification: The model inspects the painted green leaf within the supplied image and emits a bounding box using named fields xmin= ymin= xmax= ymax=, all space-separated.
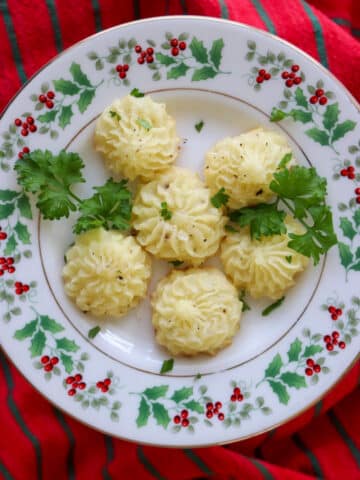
xmin=166 ymin=63 xmax=190 ymax=80
xmin=0 ymin=202 xmax=15 ymax=219
xmin=246 ymin=51 xmax=255 ymax=61
xmin=37 ymin=110 xmax=57 ymax=123
xmin=0 ymin=189 xmax=18 ymax=201
xmin=303 ymin=344 xmax=323 ymax=357
xmin=40 ymin=315 xmax=64 ymax=333
xmin=143 ymin=385 xmax=168 ymax=400
xmin=56 ymin=337 xmax=80 ymax=352
xmin=155 ymin=52 xmax=176 ymax=66
xmin=189 ymin=37 xmax=208 ymax=64
xmin=14 ymin=319 xmax=38 ymax=340
xmin=353 ymin=209 xmax=360 ymax=228
xmin=351 ymin=261 xmax=360 ymax=271
xmin=265 ymin=353 xmax=283 ymax=378
xmin=183 ymin=399 xmax=204 ymax=414
xmin=30 ymin=330 xmax=46 ymax=358
xmin=95 ymin=59 xmax=104 ymax=70
xmin=70 ymin=63 xmax=91 ymax=87
xmin=53 ymin=79 xmax=80 ymax=95
xmin=331 ymin=120 xmax=356 ymax=143
xmin=294 ymin=88 xmax=308 ymax=108
xmin=287 ymin=338 xmax=302 ymax=362
xmin=305 ymin=127 xmax=330 ymax=146
xmin=209 ymin=38 xmax=224 ymax=69
xmin=338 ymin=241 xmax=353 ymax=268
xmin=14 ymin=221 xmax=31 ymax=244
xmin=152 ymin=402 xmax=171 ymax=429
xmin=58 ymin=105 xmax=73 ymax=129
xmin=136 ymin=397 xmax=151 ymax=427
xmin=110 ymin=411 xmax=119 ymax=422
xmin=339 ymin=217 xmax=356 ymax=241
xmin=289 ymin=109 xmax=313 ymax=123
xmin=247 ymin=40 xmax=256 ymax=50
xmin=60 ymin=352 xmax=73 ymax=374
xmin=77 ymin=89 xmax=95 ymax=114
xmin=170 ymin=387 xmax=193 ymax=403
xmin=323 ymin=103 xmax=339 ymax=131
xmin=17 ymin=194 xmax=32 ymax=219
xmin=280 ymin=372 xmax=307 ymax=389
xmin=268 ymin=380 xmax=290 ymax=405
xmin=4 ymin=234 xmax=17 ymax=256
xmin=192 ymin=66 xmax=217 ymax=81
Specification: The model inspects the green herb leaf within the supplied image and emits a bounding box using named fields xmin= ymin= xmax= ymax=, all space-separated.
xmin=210 ymin=187 xmax=229 ymax=208
xmin=239 ymin=290 xmax=251 ymax=312
xmin=136 ymin=118 xmax=152 ymax=130
xmin=169 ymin=260 xmax=183 ymax=267
xmin=285 ymin=255 xmax=292 ymax=263
xmin=88 ymin=326 xmax=101 ymax=339
xmin=195 ymin=120 xmax=204 ymax=132
xmin=130 ymin=88 xmax=144 ymax=97
xmin=278 ymin=153 xmax=292 ymax=169
xmin=160 ymin=202 xmax=172 ymax=220
xmin=262 ymin=297 xmax=285 ymax=316
xmin=270 ymin=108 xmax=287 ymax=122
xmin=160 ymin=358 xmax=174 ymax=374
xmin=109 ymin=110 xmax=121 ymax=121
xmin=230 ymin=203 xmax=286 ymax=239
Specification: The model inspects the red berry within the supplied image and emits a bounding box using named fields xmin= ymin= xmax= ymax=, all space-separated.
xmin=135 ymin=45 xmax=142 ymax=53
xmin=206 ymin=410 xmax=213 ymax=419
xmin=14 ymin=118 xmax=22 ymax=126
xmin=18 ymin=152 xmax=24 ymax=159
xmin=237 ymin=394 xmax=244 ymax=402
xmin=313 ymin=364 xmax=321 ymax=373
xmin=21 ymin=129 xmax=29 ymax=136
xmin=281 ymin=71 xmax=289 ymax=79
xmin=213 ymin=407 xmax=219 ymax=415
xmin=66 ymin=376 xmax=75 ymax=384
xmin=355 ymin=188 xmax=360 ymax=195
xmin=289 ymin=72 xmax=296 ymax=79
xmin=68 ymin=388 xmax=76 ymax=396
xmin=78 ymin=382 xmax=86 ymax=390
xmin=2 ymin=264 xmax=8 ymax=271
xmin=291 ymin=64 xmax=300 ymax=72
xmin=123 ymin=64 xmax=129 ymax=71
xmin=339 ymin=341 xmax=346 ymax=349
xmin=331 ymin=314 xmax=338 ymax=321
xmin=305 ymin=368 xmax=313 ymax=376
xmin=22 ymin=122 xmax=29 ymax=129
xmin=218 ymin=413 xmax=225 ymax=421
xmin=46 ymin=100 xmax=54 ymax=109
xmin=306 ymin=358 xmax=315 ymax=367
xmin=29 ymin=124 xmax=37 ymax=133
xmin=181 ymin=409 xmax=188 ymax=418
xmin=0 ymin=270 xmax=3 ymax=276
xmin=233 ymin=387 xmax=241 ymax=395
xmin=8 ymin=266 xmax=15 ymax=273
xmin=328 ymin=306 xmax=336 ymax=314
xmin=41 ymin=355 xmax=50 ymax=364
xmin=15 ymin=281 xmax=22 ymax=288
xmin=340 ymin=169 xmax=349 ymax=176
xmin=137 ymin=57 xmax=145 ymax=65
xmin=15 ymin=288 xmax=23 ymax=295
xmin=179 ymin=41 xmax=186 ymax=50
xmin=0 ymin=257 xmax=5 ymax=264
xmin=26 ymin=116 xmax=34 ymax=125
xmin=332 ymin=339 xmax=338 ymax=346
xmin=285 ymin=79 xmax=294 ymax=87
xmin=324 ymin=335 xmax=331 ymax=343
xmin=357 ymin=197 xmax=360 ymax=204
xmin=74 ymin=374 xmax=82 ymax=382
xmin=294 ymin=77 xmax=302 ymax=84
xmin=44 ymin=363 xmax=53 ymax=372
xmin=47 ymin=91 xmax=55 ymax=99
xmin=116 ymin=65 xmax=123 ymax=72
xmin=348 ymin=172 xmax=355 ymax=180
xmin=23 ymin=147 xmax=30 ymax=153
xmin=141 ymin=51 xmax=147 ymax=58
xmin=315 ymin=88 xmax=324 ymax=97
xmin=119 ymin=72 xmax=126 ymax=79
xmin=319 ymin=96 xmax=328 ymax=105
xmin=146 ymin=47 xmax=154 ymax=55
xmin=181 ymin=418 xmax=189 ymax=427
xmin=206 ymin=402 xmax=213 ymax=410
xmin=146 ymin=56 xmax=154 ymax=63
xmin=101 ymin=386 xmax=109 ymax=393
xmin=326 ymin=343 xmax=334 ymax=351
xmin=7 ymin=257 xmax=14 ymax=265
xmin=22 ymin=284 xmax=30 ymax=292
xmin=230 ymin=394 xmax=237 ymax=402
xmin=256 ymin=76 xmax=264 ymax=84
xmin=39 ymin=94 xmax=47 ymax=103
xmin=171 ymin=47 xmax=179 ymax=56
xmin=50 ymin=357 xmax=59 ymax=365
xmin=0 ymin=232 xmax=7 ymax=240
xmin=332 ymin=331 xmax=340 ymax=339
xmin=215 ymin=401 xmax=222 ymax=409
xmin=310 ymin=96 xmax=318 ymax=104
xmin=103 ymin=378 xmax=111 ymax=386
xmin=173 ymin=415 xmax=181 ymax=424
xmin=170 ymin=38 xmax=178 ymax=47
xmin=259 ymin=69 xmax=266 ymax=76
xmin=264 ymin=73 xmax=271 ymax=80
xmin=96 ymin=381 xmax=104 ymax=388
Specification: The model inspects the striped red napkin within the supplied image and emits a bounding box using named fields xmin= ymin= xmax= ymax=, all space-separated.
xmin=1 ymin=1 xmax=359 ymax=479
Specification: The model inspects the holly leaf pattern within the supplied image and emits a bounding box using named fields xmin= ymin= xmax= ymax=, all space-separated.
xmin=183 ymin=399 xmax=204 ymax=414
xmin=339 ymin=217 xmax=356 ymax=241
xmin=30 ymin=330 xmax=46 ymax=358
xmin=40 ymin=315 xmax=64 ymax=333
xmin=152 ymin=402 xmax=171 ymax=429
xmin=192 ymin=67 xmax=217 ymax=81
xmin=53 ymin=79 xmax=80 ymax=95
xmin=189 ymin=37 xmax=208 ymax=64
xmin=209 ymin=38 xmax=224 ymax=69
xmin=353 ymin=209 xmax=360 ymax=228
xmin=265 ymin=353 xmax=283 ymax=378
xmin=143 ymin=385 xmax=168 ymax=400
xmin=4 ymin=234 xmax=17 ymax=255
xmin=331 ymin=120 xmax=356 ymax=142
xmin=14 ymin=319 xmax=38 ymax=339
xmin=77 ymin=90 xmax=95 ymax=114
xmin=37 ymin=110 xmax=57 ymax=123
xmin=60 ymin=352 xmax=74 ymax=374
xmin=136 ymin=397 xmax=151 ymax=427
xmin=280 ymin=372 xmax=307 ymax=389
xmin=268 ymin=380 xmax=290 ymax=405
xmin=338 ymin=242 xmax=353 ymax=268
xmin=290 ymin=110 xmax=313 ymax=123
xmin=70 ymin=62 xmax=91 ymax=87
xmin=17 ymin=194 xmax=32 ymax=219
xmin=303 ymin=344 xmax=323 ymax=357
xmin=55 ymin=337 xmax=80 ymax=352
xmin=0 ymin=189 xmax=18 ymax=201
xmin=14 ymin=221 xmax=31 ymax=244
xmin=58 ymin=105 xmax=73 ymax=129
xmin=305 ymin=128 xmax=330 ymax=146
xmin=287 ymin=338 xmax=302 ymax=362
xmin=0 ymin=202 xmax=15 ymax=220
xmin=167 ymin=63 xmax=190 ymax=80
xmin=155 ymin=52 xmax=176 ymax=66
xmin=294 ymin=88 xmax=308 ymax=108
xmin=170 ymin=387 xmax=193 ymax=403
xmin=323 ymin=103 xmax=339 ymax=131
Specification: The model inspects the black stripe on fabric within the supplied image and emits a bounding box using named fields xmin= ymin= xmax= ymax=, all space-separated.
xmin=53 ymin=408 xmax=76 ymax=480
xmin=328 ymin=409 xmax=360 ymax=468
xmin=292 ymin=432 xmax=324 ymax=478
xmin=137 ymin=446 xmax=167 ymax=480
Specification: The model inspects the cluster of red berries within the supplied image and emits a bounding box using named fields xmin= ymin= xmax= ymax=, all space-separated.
xmin=0 ymin=256 xmax=15 ymax=276
xmin=14 ymin=281 xmax=30 ymax=295
xmin=281 ymin=64 xmax=302 ymax=88
xmin=38 ymin=90 xmax=55 ymax=109
xmin=18 ymin=146 xmax=30 ymax=159
xmin=115 ymin=64 xmax=129 ymax=79
xmin=328 ymin=305 xmax=343 ymax=321
xmin=41 ymin=355 xmax=59 ymax=372
xmin=354 ymin=187 xmax=360 ymax=204
xmin=323 ymin=331 xmax=346 ymax=351
xmin=168 ymin=38 xmax=187 ymax=57
xmin=256 ymin=69 xmax=271 ymax=84
xmin=66 ymin=373 xmax=86 ymax=396
xmin=14 ymin=116 xmax=37 ymax=137
xmin=0 ymin=227 xmax=8 ymax=241
xmin=340 ymin=165 xmax=356 ymax=180
xmin=135 ymin=45 xmax=154 ymax=64
xmin=96 ymin=377 xmax=112 ymax=393
xmin=230 ymin=386 xmax=244 ymax=402
xmin=205 ymin=401 xmax=225 ymax=421
xmin=305 ymin=358 xmax=321 ymax=376
xmin=173 ymin=409 xmax=190 ymax=427
xmin=309 ymin=88 xmax=328 ymax=106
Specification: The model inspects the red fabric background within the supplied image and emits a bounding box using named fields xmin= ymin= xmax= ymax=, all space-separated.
xmin=0 ymin=1 xmax=359 ymax=479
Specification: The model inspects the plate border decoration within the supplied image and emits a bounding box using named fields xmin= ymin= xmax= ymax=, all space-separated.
xmin=0 ymin=16 xmax=359 ymax=447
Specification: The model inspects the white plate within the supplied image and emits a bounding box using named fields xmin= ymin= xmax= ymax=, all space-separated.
xmin=0 ymin=16 xmax=359 ymax=447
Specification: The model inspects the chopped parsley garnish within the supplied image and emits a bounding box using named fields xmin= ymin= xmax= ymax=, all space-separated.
xmin=239 ymin=290 xmax=251 ymax=312
xmin=225 ymin=224 xmax=238 ymax=233
xmin=136 ymin=118 xmax=152 ymax=131
xmin=262 ymin=297 xmax=285 ymax=316
xmin=285 ymin=255 xmax=292 ymax=263
xmin=130 ymin=88 xmax=145 ymax=97
xmin=210 ymin=187 xmax=229 ymax=208
xmin=160 ymin=202 xmax=172 ymax=220
xmin=230 ymin=203 xmax=286 ymax=240
xmin=88 ymin=325 xmax=101 ymax=339
xmin=195 ymin=120 xmax=204 ymax=132
xmin=169 ymin=260 xmax=184 ymax=267
xmin=277 ymin=152 xmax=292 ymax=169
xmin=109 ymin=110 xmax=121 ymax=121
xmin=160 ymin=358 xmax=174 ymax=374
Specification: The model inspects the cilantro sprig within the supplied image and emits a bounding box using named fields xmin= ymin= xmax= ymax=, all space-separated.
xmin=211 ymin=187 xmax=229 ymax=208
xmin=15 ymin=149 xmax=133 ymax=234
xmin=160 ymin=202 xmax=172 ymax=220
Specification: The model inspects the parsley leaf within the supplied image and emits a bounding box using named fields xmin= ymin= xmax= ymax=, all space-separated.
xmin=278 ymin=152 xmax=292 ymax=169
xmin=239 ymin=290 xmax=251 ymax=312
xmin=230 ymin=203 xmax=286 ymax=239
xmin=262 ymin=296 xmax=285 ymax=316
xmin=88 ymin=326 xmax=101 ymax=339
xmin=73 ymin=178 xmax=132 ymax=234
xmin=160 ymin=358 xmax=174 ymax=374
xmin=195 ymin=120 xmax=204 ymax=132
xmin=169 ymin=260 xmax=184 ymax=267
xmin=136 ymin=118 xmax=152 ymax=131
xmin=160 ymin=202 xmax=172 ymax=220
xmin=15 ymin=149 xmax=85 ymax=219
xmin=130 ymin=88 xmax=145 ymax=97
xmin=109 ymin=110 xmax=121 ymax=121
xmin=211 ymin=188 xmax=229 ymax=208
xmin=285 ymin=255 xmax=292 ymax=263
